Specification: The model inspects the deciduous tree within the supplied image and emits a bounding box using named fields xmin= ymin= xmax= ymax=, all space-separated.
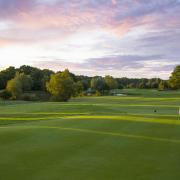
xmin=91 ymin=77 xmax=106 ymax=94
xmin=46 ymin=70 xmax=74 ymax=101
xmin=169 ymin=65 xmax=180 ymax=89
xmin=6 ymin=78 xmax=22 ymax=99
xmin=104 ymin=75 xmax=118 ymax=90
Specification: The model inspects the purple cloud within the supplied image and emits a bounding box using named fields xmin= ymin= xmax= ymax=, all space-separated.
xmin=33 ymin=54 xmax=179 ymax=79
xmin=0 ymin=0 xmax=180 ymax=78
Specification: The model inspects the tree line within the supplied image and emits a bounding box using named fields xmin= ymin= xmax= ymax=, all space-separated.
xmin=0 ymin=65 xmax=179 ymax=101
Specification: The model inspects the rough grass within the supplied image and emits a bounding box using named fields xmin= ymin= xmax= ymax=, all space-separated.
xmin=0 ymin=89 xmax=180 ymax=180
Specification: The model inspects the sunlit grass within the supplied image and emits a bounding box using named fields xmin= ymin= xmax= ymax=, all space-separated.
xmin=0 ymin=90 xmax=180 ymax=180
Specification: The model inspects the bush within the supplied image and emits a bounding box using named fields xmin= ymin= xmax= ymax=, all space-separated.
xmin=21 ymin=94 xmax=38 ymax=101
xmin=0 ymin=90 xmax=12 ymax=100
xmin=95 ymin=91 xmax=101 ymax=96
xmin=34 ymin=91 xmax=51 ymax=101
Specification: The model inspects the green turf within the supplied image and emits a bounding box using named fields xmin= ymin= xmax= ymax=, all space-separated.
xmin=0 ymin=89 xmax=180 ymax=180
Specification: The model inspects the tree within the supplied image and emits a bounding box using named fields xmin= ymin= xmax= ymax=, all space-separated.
xmin=5 ymin=72 xmax=33 ymax=99
xmin=91 ymin=77 xmax=106 ymax=94
xmin=73 ymin=81 xmax=83 ymax=96
xmin=138 ymin=79 xmax=147 ymax=89
xmin=158 ymin=80 xmax=169 ymax=90
xmin=0 ymin=90 xmax=12 ymax=100
xmin=127 ymin=83 xmax=136 ymax=89
xmin=104 ymin=75 xmax=118 ymax=90
xmin=41 ymin=69 xmax=54 ymax=90
xmin=6 ymin=78 xmax=22 ymax=99
xmin=15 ymin=73 xmax=33 ymax=91
xmin=0 ymin=66 xmax=16 ymax=89
xmin=169 ymin=65 xmax=180 ymax=89
xmin=158 ymin=81 xmax=165 ymax=90
xmin=46 ymin=70 xmax=74 ymax=101
xmin=151 ymin=78 xmax=161 ymax=88
xmin=18 ymin=65 xmax=44 ymax=90
xmin=75 ymin=76 xmax=91 ymax=90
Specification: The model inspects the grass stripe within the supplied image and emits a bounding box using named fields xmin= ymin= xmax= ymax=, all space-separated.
xmin=66 ymin=115 xmax=180 ymax=125
xmin=122 ymin=113 xmax=179 ymax=117
xmin=0 ymin=112 xmax=179 ymax=117
xmin=46 ymin=103 xmax=179 ymax=108
xmin=1 ymin=117 xmax=64 ymax=121
xmin=0 ymin=125 xmax=180 ymax=144
xmin=0 ymin=114 xmax=180 ymax=125
xmin=0 ymin=112 xmax=90 ymax=115
xmin=72 ymin=97 xmax=180 ymax=100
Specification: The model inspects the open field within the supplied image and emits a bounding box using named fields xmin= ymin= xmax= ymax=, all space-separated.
xmin=0 ymin=89 xmax=180 ymax=180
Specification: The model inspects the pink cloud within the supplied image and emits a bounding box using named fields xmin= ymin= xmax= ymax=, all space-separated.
xmin=0 ymin=0 xmax=179 ymax=76
xmin=0 ymin=39 xmax=9 ymax=47
xmin=112 ymin=0 xmax=117 ymax=5
xmin=1 ymin=0 xmax=164 ymax=41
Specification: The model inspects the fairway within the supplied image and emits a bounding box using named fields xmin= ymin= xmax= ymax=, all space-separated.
xmin=0 ymin=90 xmax=180 ymax=180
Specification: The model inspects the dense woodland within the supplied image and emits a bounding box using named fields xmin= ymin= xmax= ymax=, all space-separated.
xmin=0 ymin=65 xmax=179 ymax=101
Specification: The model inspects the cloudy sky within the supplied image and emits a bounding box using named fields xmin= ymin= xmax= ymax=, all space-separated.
xmin=0 ymin=0 xmax=180 ymax=79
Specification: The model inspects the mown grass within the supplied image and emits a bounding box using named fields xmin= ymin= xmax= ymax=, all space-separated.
xmin=0 ymin=89 xmax=180 ymax=180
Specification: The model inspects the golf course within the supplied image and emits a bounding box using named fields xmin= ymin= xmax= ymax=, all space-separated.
xmin=0 ymin=89 xmax=180 ymax=180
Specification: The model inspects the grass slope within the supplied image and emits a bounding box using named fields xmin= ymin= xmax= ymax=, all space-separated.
xmin=0 ymin=89 xmax=180 ymax=180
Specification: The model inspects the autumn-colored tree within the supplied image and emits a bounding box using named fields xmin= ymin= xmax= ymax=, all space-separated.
xmin=6 ymin=78 xmax=22 ymax=99
xmin=6 ymin=72 xmax=33 ymax=99
xmin=46 ymin=70 xmax=74 ymax=101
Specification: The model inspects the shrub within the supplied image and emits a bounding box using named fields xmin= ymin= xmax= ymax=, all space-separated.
xmin=21 ymin=94 xmax=38 ymax=101
xmin=0 ymin=90 xmax=12 ymax=100
xmin=95 ymin=91 xmax=101 ymax=96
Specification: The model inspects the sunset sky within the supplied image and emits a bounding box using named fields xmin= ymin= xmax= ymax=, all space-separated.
xmin=0 ymin=0 xmax=180 ymax=79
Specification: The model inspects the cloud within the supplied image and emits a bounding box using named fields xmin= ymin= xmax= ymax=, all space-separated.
xmin=1 ymin=0 xmax=179 ymax=41
xmin=0 ymin=0 xmax=35 ymax=19
xmin=111 ymin=0 xmax=117 ymax=5
xmin=0 ymin=0 xmax=180 ymax=78
xmin=33 ymin=54 xmax=179 ymax=79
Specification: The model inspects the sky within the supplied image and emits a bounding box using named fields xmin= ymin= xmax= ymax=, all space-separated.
xmin=0 ymin=0 xmax=180 ymax=79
